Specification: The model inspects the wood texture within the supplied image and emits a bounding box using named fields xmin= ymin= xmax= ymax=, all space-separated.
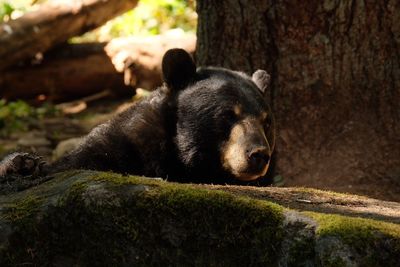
xmin=196 ymin=0 xmax=400 ymax=201
xmin=0 ymin=33 xmax=196 ymax=101
xmin=0 ymin=0 xmax=138 ymax=71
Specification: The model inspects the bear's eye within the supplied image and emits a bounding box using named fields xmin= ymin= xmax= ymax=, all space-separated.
xmin=260 ymin=112 xmax=268 ymax=121
xmin=263 ymin=115 xmax=272 ymax=129
xmin=223 ymin=109 xmax=237 ymax=121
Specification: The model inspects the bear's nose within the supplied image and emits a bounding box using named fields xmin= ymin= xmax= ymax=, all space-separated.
xmin=247 ymin=147 xmax=270 ymax=169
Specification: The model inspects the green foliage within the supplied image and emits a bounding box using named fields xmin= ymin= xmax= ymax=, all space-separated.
xmin=0 ymin=2 xmax=14 ymax=20
xmin=1 ymin=0 xmax=196 ymax=40
xmin=0 ymin=99 xmax=59 ymax=137
xmin=72 ymin=0 xmax=197 ymax=42
xmin=0 ymin=0 xmax=36 ymax=21
xmin=0 ymin=99 xmax=34 ymax=136
xmin=106 ymin=0 xmax=197 ymax=37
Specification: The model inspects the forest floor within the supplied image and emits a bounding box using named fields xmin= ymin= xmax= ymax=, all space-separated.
xmin=1 ymin=96 xmax=399 ymax=203
xmin=0 ymin=97 xmax=135 ymax=162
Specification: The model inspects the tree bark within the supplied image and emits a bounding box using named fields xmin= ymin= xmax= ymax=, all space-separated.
xmin=196 ymin=0 xmax=400 ymax=201
xmin=0 ymin=0 xmax=138 ymax=71
xmin=0 ymin=33 xmax=196 ymax=101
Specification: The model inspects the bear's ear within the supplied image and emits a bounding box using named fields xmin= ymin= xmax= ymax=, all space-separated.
xmin=252 ymin=70 xmax=271 ymax=94
xmin=162 ymin=48 xmax=196 ymax=91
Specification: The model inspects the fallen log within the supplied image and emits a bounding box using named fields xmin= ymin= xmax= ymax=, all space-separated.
xmin=0 ymin=0 xmax=138 ymax=71
xmin=0 ymin=33 xmax=196 ymax=101
xmin=0 ymin=42 xmax=127 ymax=101
xmin=0 ymin=170 xmax=399 ymax=266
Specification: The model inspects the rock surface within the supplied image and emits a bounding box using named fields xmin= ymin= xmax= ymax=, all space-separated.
xmin=0 ymin=171 xmax=399 ymax=266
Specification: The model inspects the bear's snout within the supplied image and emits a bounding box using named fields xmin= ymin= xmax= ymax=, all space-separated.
xmin=247 ymin=147 xmax=270 ymax=173
xmin=220 ymin=116 xmax=272 ymax=181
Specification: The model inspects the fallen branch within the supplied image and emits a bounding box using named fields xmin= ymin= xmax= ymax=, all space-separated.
xmin=56 ymin=89 xmax=113 ymax=114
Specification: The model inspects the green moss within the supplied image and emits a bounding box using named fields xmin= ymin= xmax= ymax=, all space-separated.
xmin=118 ymin=184 xmax=285 ymax=266
xmin=93 ymin=171 xmax=166 ymax=186
xmin=306 ymin=212 xmax=400 ymax=240
xmin=283 ymin=231 xmax=315 ymax=266
xmin=321 ymin=256 xmax=347 ymax=267
xmin=3 ymin=171 xmax=400 ymax=266
xmin=295 ymin=186 xmax=360 ymax=198
xmin=67 ymin=180 xmax=89 ymax=197
xmin=306 ymin=212 xmax=400 ymax=266
xmin=90 ymin=171 xmax=286 ymax=265
xmin=1 ymin=195 xmax=42 ymax=222
xmin=0 ymin=195 xmax=44 ymax=265
xmin=1 ymin=171 xmax=286 ymax=266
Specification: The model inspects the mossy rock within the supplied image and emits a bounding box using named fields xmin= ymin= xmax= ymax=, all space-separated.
xmin=0 ymin=171 xmax=399 ymax=266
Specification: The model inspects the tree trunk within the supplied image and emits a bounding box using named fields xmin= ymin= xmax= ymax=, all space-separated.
xmin=0 ymin=33 xmax=196 ymax=101
xmin=196 ymin=0 xmax=400 ymax=201
xmin=0 ymin=0 xmax=138 ymax=71
xmin=0 ymin=170 xmax=399 ymax=266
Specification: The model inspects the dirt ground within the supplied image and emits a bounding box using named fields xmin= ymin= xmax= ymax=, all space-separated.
xmin=1 ymin=97 xmax=399 ymax=203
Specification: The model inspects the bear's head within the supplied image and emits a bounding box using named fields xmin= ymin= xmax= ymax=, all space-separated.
xmin=162 ymin=49 xmax=275 ymax=182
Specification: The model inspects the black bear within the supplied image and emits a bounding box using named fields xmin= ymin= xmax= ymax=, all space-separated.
xmin=0 ymin=49 xmax=275 ymax=185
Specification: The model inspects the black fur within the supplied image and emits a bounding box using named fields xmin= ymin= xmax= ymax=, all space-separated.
xmin=0 ymin=49 xmax=274 ymax=186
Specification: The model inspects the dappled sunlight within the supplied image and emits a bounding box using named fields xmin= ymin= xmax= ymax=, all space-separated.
xmin=72 ymin=0 xmax=197 ymax=42
xmin=0 ymin=1 xmax=399 ymax=265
